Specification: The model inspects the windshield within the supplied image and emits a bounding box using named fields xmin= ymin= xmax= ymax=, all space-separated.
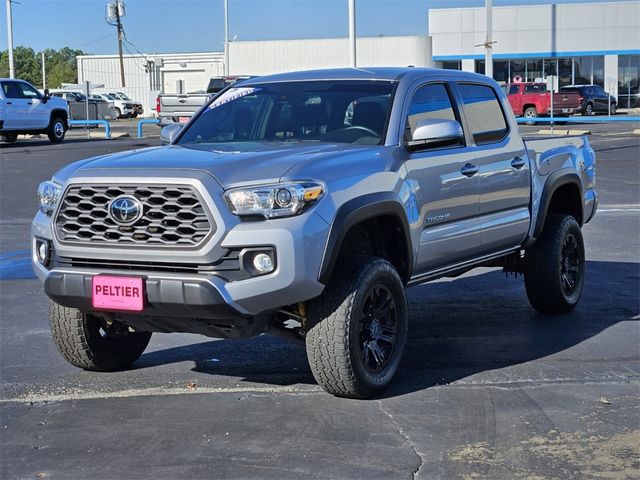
xmin=116 ymin=93 xmax=130 ymax=100
xmin=177 ymin=80 xmax=395 ymax=146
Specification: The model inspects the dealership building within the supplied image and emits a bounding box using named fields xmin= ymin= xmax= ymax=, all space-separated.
xmin=77 ymin=0 xmax=639 ymax=116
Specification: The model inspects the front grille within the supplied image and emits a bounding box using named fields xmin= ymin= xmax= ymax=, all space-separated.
xmin=55 ymin=184 xmax=213 ymax=247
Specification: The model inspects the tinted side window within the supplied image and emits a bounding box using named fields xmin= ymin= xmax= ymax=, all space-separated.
xmin=2 ymin=81 xmax=22 ymax=99
xmin=458 ymin=83 xmax=509 ymax=145
xmin=406 ymin=83 xmax=458 ymax=141
xmin=509 ymin=85 xmax=520 ymax=95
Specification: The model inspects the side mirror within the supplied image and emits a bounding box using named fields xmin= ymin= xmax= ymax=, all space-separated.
xmin=160 ymin=123 xmax=183 ymax=145
xmin=406 ymin=118 xmax=464 ymax=151
xmin=42 ymin=88 xmax=50 ymax=103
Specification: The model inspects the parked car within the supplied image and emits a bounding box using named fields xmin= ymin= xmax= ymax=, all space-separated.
xmin=560 ymin=85 xmax=617 ymax=115
xmin=49 ymin=90 xmax=113 ymax=121
xmin=502 ymin=82 xmax=581 ymax=123
xmin=33 ymin=68 xmax=597 ymax=398
xmin=91 ymin=92 xmax=134 ymax=119
xmin=106 ymin=92 xmax=143 ymax=118
xmin=157 ymin=76 xmax=253 ymax=126
xmin=0 ymin=78 xmax=69 ymax=144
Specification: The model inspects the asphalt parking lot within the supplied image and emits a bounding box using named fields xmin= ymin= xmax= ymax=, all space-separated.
xmin=0 ymin=122 xmax=639 ymax=479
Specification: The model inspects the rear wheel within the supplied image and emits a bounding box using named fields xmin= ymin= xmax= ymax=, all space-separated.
xmin=49 ymin=301 xmax=152 ymax=371
xmin=115 ymin=107 xmax=122 ymax=118
xmin=524 ymin=215 xmax=585 ymax=313
xmin=0 ymin=133 xmax=18 ymax=143
xmin=47 ymin=116 xmax=66 ymax=143
xmin=524 ymin=107 xmax=538 ymax=125
xmin=583 ymin=102 xmax=594 ymax=116
xmin=609 ymin=102 xmax=617 ymax=115
xmin=306 ymin=256 xmax=408 ymax=398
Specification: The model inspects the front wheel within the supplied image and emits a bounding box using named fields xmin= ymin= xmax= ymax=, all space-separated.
xmin=47 ymin=116 xmax=66 ymax=143
xmin=524 ymin=215 xmax=586 ymax=313
xmin=305 ymin=257 xmax=408 ymax=398
xmin=583 ymin=103 xmax=594 ymax=116
xmin=609 ymin=103 xmax=617 ymax=115
xmin=49 ymin=301 xmax=152 ymax=371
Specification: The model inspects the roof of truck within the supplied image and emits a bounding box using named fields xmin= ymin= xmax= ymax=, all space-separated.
xmin=245 ymin=67 xmax=490 ymax=84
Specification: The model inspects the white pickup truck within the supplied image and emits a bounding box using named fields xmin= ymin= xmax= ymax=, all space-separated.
xmin=0 ymin=78 xmax=70 ymax=144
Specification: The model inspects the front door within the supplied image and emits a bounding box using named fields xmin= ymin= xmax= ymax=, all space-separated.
xmin=402 ymin=81 xmax=484 ymax=273
xmin=18 ymin=81 xmax=49 ymax=129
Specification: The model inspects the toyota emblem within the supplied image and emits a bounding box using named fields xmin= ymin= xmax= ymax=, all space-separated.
xmin=108 ymin=195 xmax=143 ymax=225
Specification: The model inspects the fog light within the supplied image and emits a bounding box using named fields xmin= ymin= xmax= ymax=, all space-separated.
xmin=35 ymin=239 xmax=50 ymax=266
xmin=252 ymin=253 xmax=274 ymax=273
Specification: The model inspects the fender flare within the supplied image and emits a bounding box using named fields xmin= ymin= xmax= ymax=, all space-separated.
xmin=49 ymin=109 xmax=69 ymax=126
xmin=533 ymin=170 xmax=583 ymax=238
xmin=318 ymin=192 xmax=413 ymax=284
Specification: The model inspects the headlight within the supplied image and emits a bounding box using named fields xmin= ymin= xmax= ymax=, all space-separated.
xmin=224 ymin=182 xmax=325 ymax=219
xmin=37 ymin=180 xmax=62 ymax=214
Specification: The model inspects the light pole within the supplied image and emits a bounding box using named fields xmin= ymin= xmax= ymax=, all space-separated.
xmin=224 ymin=0 xmax=229 ymax=75
xmin=41 ymin=51 xmax=46 ymax=88
xmin=6 ymin=0 xmax=15 ymax=78
xmin=348 ymin=0 xmax=356 ymax=68
xmin=485 ymin=0 xmax=493 ymax=79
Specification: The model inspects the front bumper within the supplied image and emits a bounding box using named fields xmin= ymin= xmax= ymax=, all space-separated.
xmin=32 ymin=197 xmax=330 ymax=325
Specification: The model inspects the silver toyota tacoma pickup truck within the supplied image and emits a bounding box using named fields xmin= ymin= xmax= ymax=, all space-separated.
xmin=32 ymin=68 xmax=597 ymax=398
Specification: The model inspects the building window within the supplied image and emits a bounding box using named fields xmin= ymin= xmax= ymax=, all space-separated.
xmin=618 ymin=55 xmax=640 ymax=109
xmin=441 ymin=61 xmax=461 ymax=70
xmin=475 ymin=60 xmax=485 ymax=75
xmin=527 ymin=59 xmax=543 ymax=82
xmin=592 ymin=56 xmax=604 ymax=88
xmin=493 ymin=60 xmax=510 ymax=83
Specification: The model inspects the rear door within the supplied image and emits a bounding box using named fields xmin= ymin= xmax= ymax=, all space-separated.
xmin=402 ymin=81 xmax=485 ymax=273
xmin=1 ymin=80 xmax=29 ymax=128
xmin=455 ymin=82 xmax=531 ymax=253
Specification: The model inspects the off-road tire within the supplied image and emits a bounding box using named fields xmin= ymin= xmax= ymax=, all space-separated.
xmin=0 ymin=133 xmax=18 ymax=143
xmin=524 ymin=106 xmax=538 ymax=125
xmin=47 ymin=116 xmax=66 ymax=143
xmin=524 ymin=214 xmax=585 ymax=313
xmin=49 ymin=301 xmax=152 ymax=371
xmin=305 ymin=256 xmax=408 ymax=399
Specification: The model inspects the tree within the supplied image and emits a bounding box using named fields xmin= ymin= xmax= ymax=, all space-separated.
xmin=0 ymin=46 xmax=86 ymax=88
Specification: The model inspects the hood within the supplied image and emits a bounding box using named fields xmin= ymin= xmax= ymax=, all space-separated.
xmin=63 ymin=142 xmax=384 ymax=189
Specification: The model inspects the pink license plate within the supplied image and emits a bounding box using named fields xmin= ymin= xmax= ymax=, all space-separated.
xmin=179 ymin=117 xmax=190 ymax=123
xmin=92 ymin=276 xmax=144 ymax=312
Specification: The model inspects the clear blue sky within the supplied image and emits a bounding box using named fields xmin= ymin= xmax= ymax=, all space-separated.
xmin=0 ymin=0 xmax=630 ymax=55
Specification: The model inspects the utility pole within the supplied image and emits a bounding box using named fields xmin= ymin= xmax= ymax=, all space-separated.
xmin=114 ymin=2 xmax=126 ymax=87
xmin=348 ymin=0 xmax=356 ymax=68
xmin=6 ymin=0 xmax=15 ymax=78
xmin=41 ymin=51 xmax=46 ymax=89
xmin=224 ymin=0 xmax=229 ymax=76
xmin=106 ymin=1 xmax=126 ymax=87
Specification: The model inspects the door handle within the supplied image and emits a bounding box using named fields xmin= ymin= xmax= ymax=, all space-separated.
xmin=6 ymin=101 xmax=12 ymax=105
xmin=511 ymin=157 xmax=526 ymax=170
xmin=461 ymin=163 xmax=478 ymax=177
xmin=27 ymin=102 xmax=33 ymax=105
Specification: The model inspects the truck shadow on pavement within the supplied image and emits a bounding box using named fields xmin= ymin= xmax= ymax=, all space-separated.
xmin=135 ymin=259 xmax=639 ymax=397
